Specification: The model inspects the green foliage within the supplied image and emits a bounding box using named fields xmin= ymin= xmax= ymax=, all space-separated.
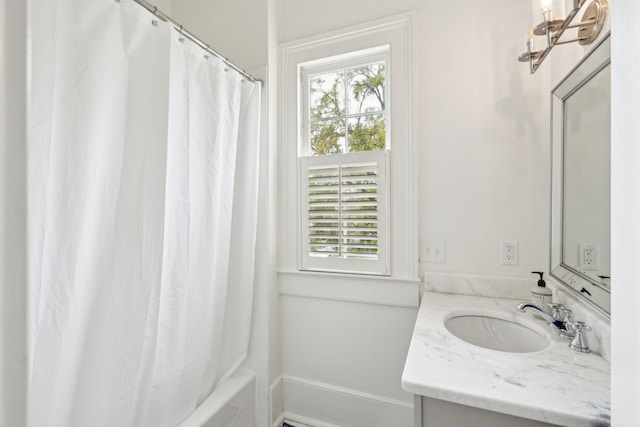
xmin=310 ymin=74 xmax=344 ymax=119
xmin=309 ymin=63 xmax=385 ymax=156
xmin=348 ymin=64 xmax=385 ymax=111
xmin=310 ymin=120 xmax=344 ymax=155
xmin=348 ymin=115 xmax=385 ymax=152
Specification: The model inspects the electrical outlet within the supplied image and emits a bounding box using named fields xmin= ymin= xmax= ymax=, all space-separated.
xmin=500 ymin=240 xmax=518 ymax=265
xmin=580 ymin=244 xmax=598 ymax=270
xmin=420 ymin=239 xmax=446 ymax=263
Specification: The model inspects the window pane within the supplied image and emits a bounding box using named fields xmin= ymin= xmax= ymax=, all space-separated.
xmin=311 ymin=119 xmax=345 ymax=155
xmin=309 ymin=71 xmax=345 ymax=119
xmin=347 ymin=63 xmax=385 ymax=115
xmin=347 ymin=114 xmax=385 ymax=152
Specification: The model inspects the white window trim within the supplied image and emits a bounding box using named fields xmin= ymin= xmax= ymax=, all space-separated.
xmin=279 ymin=13 xmax=417 ymax=280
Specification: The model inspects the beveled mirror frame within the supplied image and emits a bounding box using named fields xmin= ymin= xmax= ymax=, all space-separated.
xmin=550 ymin=33 xmax=611 ymax=316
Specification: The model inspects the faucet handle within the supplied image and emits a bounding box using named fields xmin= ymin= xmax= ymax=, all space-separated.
xmin=559 ymin=309 xmax=576 ymax=338
xmin=569 ymin=321 xmax=592 ymax=353
xmin=547 ymin=303 xmax=565 ymax=319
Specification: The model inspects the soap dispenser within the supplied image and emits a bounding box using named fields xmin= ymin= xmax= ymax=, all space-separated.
xmin=531 ymin=271 xmax=552 ymax=314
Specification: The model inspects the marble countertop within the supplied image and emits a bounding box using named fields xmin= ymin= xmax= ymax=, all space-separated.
xmin=401 ymin=292 xmax=610 ymax=427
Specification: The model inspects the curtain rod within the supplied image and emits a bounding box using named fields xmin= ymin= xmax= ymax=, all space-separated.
xmin=122 ymin=0 xmax=264 ymax=88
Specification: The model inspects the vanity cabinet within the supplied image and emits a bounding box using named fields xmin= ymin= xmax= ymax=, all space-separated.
xmin=402 ymin=292 xmax=610 ymax=427
xmin=415 ymin=396 xmax=559 ymax=427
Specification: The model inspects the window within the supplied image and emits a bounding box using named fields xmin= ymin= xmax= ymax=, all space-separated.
xmin=302 ymin=53 xmax=387 ymax=156
xmin=299 ymin=51 xmax=390 ymax=274
xmin=280 ymin=14 xmax=415 ymax=279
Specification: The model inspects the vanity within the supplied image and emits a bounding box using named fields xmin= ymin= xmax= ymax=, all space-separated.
xmin=402 ymin=28 xmax=611 ymax=427
xmin=401 ymin=291 xmax=610 ymax=427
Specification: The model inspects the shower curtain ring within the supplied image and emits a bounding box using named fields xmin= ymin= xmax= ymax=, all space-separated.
xmin=151 ymin=6 xmax=159 ymax=26
xmin=204 ymin=45 xmax=210 ymax=60
xmin=179 ymin=26 xmax=185 ymax=43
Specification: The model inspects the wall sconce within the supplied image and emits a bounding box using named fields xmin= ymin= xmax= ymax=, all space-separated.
xmin=519 ymin=0 xmax=608 ymax=73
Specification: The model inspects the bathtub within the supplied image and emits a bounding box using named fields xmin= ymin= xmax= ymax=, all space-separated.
xmin=179 ymin=369 xmax=256 ymax=427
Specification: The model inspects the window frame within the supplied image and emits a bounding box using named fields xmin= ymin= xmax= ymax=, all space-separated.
xmin=279 ymin=14 xmax=417 ymax=280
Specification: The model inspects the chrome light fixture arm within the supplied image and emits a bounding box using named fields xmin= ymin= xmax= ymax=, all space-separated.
xmin=518 ymin=0 xmax=608 ymax=74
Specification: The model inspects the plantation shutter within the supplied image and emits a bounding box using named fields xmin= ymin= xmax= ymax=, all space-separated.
xmin=300 ymin=150 xmax=389 ymax=275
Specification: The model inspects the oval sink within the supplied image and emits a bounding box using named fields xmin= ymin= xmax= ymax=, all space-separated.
xmin=444 ymin=314 xmax=550 ymax=353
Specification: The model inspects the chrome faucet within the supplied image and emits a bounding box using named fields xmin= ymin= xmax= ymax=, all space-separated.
xmin=516 ymin=302 xmax=593 ymax=352
xmin=516 ymin=302 xmax=568 ymax=332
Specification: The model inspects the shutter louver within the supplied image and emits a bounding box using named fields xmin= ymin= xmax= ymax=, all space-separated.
xmin=299 ymin=150 xmax=389 ymax=275
xmin=307 ymin=162 xmax=379 ymax=260
xmin=308 ymin=165 xmax=341 ymax=256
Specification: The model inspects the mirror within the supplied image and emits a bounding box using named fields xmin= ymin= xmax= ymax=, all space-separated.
xmin=551 ymin=33 xmax=610 ymax=316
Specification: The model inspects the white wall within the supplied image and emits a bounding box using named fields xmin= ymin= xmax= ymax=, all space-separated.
xmin=279 ymin=296 xmax=416 ymax=426
xmin=171 ymin=0 xmax=267 ymax=71
xmin=416 ymin=1 xmax=550 ymax=278
xmin=0 ymin=0 xmax=28 ymax=425
xmin=611 ymin=0 xmax=640 ymax=423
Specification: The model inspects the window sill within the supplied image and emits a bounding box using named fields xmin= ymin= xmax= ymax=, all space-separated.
xmin=278 ymin=269 xmax=419 ymax=308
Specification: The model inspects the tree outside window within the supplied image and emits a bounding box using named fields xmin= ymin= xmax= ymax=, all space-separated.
xmin=308 ymin=62 xmax=386 ymax=156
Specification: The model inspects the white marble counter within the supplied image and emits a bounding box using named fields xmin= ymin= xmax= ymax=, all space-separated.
xmin=401 ymin=292 xmax=610 ymax=426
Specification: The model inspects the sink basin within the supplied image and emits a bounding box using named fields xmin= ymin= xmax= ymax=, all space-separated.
xmin=444 ymin=314 xmax=550 ymax=353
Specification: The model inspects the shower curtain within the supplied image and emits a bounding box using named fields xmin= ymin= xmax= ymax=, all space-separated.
xmin=28 ymin=1 xmax=261 ymax=426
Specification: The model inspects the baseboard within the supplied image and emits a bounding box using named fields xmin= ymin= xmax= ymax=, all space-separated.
xmin=280 ymin=412 xmax=342 ymax=427
xmin=272 ymin=413 xmax=285 ymax=427
xmin=275 ymin=375 xmax=413 ymax=427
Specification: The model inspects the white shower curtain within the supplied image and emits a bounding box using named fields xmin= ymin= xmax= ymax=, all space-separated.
xmin=28 ymin=1 xmax=261 ymax=426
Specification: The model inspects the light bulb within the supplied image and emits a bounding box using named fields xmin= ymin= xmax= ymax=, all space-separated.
xmin=539 ymin=0 xmax=553 ymax=22
xmin=539 ymin=0 xmax=553 ymax=12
